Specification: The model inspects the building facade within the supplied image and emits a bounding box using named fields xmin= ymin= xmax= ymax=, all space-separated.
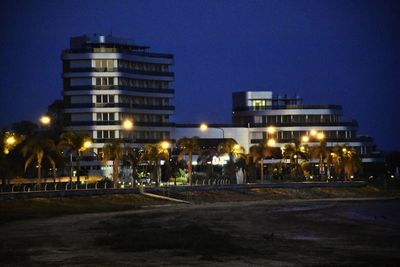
xmin=173 ymin=91 xmax=381 ymax=163
xmin=62 ymin=34 xmax=175 ymax=160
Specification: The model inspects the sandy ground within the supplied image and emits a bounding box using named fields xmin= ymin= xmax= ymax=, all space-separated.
xmin=1 ymin=198 xmax=400 ymax=266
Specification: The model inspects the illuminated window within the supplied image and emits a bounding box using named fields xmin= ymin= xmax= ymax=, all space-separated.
xmin=251 ymin=100 xmax=266 ymax=111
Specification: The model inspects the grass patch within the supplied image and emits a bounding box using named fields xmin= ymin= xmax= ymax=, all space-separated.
xmin=94 ymin=215 xmax=241 ymax=256
xmin=0 ymin=194 xmax=168 ymax=223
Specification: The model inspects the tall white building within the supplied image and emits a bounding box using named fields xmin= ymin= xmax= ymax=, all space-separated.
xmin=62 ymin=34 xmax=175 ymax=160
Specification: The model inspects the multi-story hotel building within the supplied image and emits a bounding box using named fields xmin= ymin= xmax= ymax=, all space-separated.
xmin=173 ymin=91 xmax=381 ymax=163
xmin=62 ymin=34 xmax=175 ymax=160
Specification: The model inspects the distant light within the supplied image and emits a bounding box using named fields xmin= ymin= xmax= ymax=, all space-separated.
xmin=316 ymin=132 xmax=325 ymax=140
xmin=39 ymin=115 xmax=51 ymax=125
xmin=267 ymin=138 xmax=276 ymax=147
xmin=350 ymin=175 xmax=354 ymax=179
xmin=161 ymin=141 xmax=170 ymax=150
xmin=300 ymin=146 xmax=305 ymax=152
xmin=83 ymin=140 xmax=92 ymax=149
xmin=6 ymin=136 xmax=16 ymax=145
xmin=310 ymin=176 xmax=313 ymax=179
xmin=310 ymin=129 xmax=317 ymax=136
xmin=342 ymin=148 xmax=347 ymax=153
xmin=301 ymin=136 xmax=309 ymax=143
xmin=391 ymin=175 xmax=395 ymax=178
xmin=267 ymin=126 xmax=276 ymax=134
xmin=233 ymin=144 xmax=240 ymax=151
xmin=122 ymin=119 xmax=134 ymax=130
xmin=200 ymin=123 xmax=208 ymax=131
xmin=293 ymin=154 xmax=298 ymax=159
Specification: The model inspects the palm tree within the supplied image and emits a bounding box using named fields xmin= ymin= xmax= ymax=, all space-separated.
xmin=102 ymin=140 xmax=124 ymax=187
xmin=282 ymin=141 xmax=309 ymax=179
xmin=177 ymin=137 xmax=201 ymax=185
xmin=330 ymin=145 xmax=344 ymax=180
xmin=58 ymin=131 xmax=91 ymax=183
xmin=342 ymin=146 xmax=361 ymax=181
xmin=310 ymin=140 xmax=330 ymax=181
xmin=197 ymin=147 xmax=218 ymax=179
xmin=21 ymin=136 xmax=57 ymax=185
xmin=249 ymin=140 xmax=273 ymax=183
xmin=124 ymin=146 xmax=142 ymax=186
xmin=141 ymin=142 xmax=169 ymax=186
xmin=218 ymin=139 xmax=244 ymax=183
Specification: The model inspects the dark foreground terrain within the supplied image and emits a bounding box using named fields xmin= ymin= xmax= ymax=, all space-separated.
xmin=1 ymin=190 xmax=400 ymax=266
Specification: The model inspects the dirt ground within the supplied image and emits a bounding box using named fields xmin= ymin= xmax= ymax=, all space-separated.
xmin=1 ymin=195 xmax=400 ymax=266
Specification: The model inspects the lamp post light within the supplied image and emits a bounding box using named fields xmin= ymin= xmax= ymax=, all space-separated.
xmin=122 ymin=119 xmax=134 ymax=131
xmin=39 ymin=115 xmax=51 ymax=126
xmin=267 ymin=138 xmax=276 ymax=147
xmin=200 ymin=123 xmax=225 ymax=139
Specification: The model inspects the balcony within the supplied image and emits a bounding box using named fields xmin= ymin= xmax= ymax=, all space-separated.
xmin=250 ymin=136 xmax=374 ymax=144
xmin=249 ymin=121 xmax=358 ymax=127
xmin=62 ymin=47 xmax=174 ymax=59
xmin=234 ymin=104 xmax=342 ymax=112
xmin=65 ymin=103 xmax=175 ymax=110
xmin=65 ymin=121 xmax=175 ymax=127
xmin=66 ymin=67 xmax=174 ymax=77
xmin=64 ymin=85 xmax=175 ymax=94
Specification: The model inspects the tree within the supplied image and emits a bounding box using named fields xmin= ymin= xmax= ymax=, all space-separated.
xmin=102 ymin=140 xmax=124 ymax=187
xmin=249 ymin=140 xmax=274 ymax=183
xmin=141 ymin=142 xmax=169 ymax=186
xmin=124 ymin=146 xmax=142 ymax=186
xmin=310 ymin=140 xmax=330 ymax=181
xmin=330 ymin=145 xmax=344 ymax=180
xmin=282 ymin=141 xmax=309 ymax=179
xmin=177 ymin=137 xmax=201 ymax=185
xmin=12 ymin=121 xmax=38 ymax=136
xmin=218 ymin=139 xmax=244 ymax=183
xmin=21 ymin=136 xmax=57 ymax=185
xmin=342 ymin=146 xmax=361 ymax=181
xmin=58 ymin=131 xmax=91 ymax=183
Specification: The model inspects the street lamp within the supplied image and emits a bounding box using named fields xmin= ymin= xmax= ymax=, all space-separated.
xmin=199 ymin=123 xmax=225 ymax=139
xmin=310 ymin=129 xmax=317 ymax=137
xmin=6 ymin=136 xmax=16 ymax=145
xmin=301 ymin=135 xmax=309 ymax=143
xmin=316 ymin=132 xmax=325 ymax=141
xmin=122 ymin=119 xmax=134 ymax=130
xmin=161 ymin=141 xmax=171 ymax=150
xmin=39 ymin=115 xmax=51 ymax=125
xmin=83 ymin=140 xmax=92 ymax=150
xmin=267 ymin=138 xmax=276 ymax=147
xmin=267 ymin=126 xmax=276 ymax=134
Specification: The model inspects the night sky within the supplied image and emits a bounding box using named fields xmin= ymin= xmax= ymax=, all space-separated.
xmin=1 ymin=0 xmax=399 ymax=151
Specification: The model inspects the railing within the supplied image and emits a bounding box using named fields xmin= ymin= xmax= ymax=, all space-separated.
xmin=234 ymin=104 xmax=342 ymax=111
xmin=65 ymin=121 xmax=175 ymax=127
xmin=248 ymin=121 xmax=358 ymax=127
xmin=62 ymin=48 xmax=174 ymax=59
xmin=64 ymin=85 xmax=175 ymax=94
xmin=66 ymin=67 xmax=174 ymax=77
xmin=65 ymin=103 xmax=175 ymax=110
xmin=250 ymin=136 xmax=374 ymax=144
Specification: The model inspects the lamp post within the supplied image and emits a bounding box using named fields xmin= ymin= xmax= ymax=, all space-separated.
xmin=39 ymin=115 xmax=51 ymax=130
xmin=200 ymin=123 xmax=225 ymax=139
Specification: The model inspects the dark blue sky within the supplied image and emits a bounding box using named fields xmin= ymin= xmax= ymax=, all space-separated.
xmin=1 ymin=0 xmax=399 ymax=151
